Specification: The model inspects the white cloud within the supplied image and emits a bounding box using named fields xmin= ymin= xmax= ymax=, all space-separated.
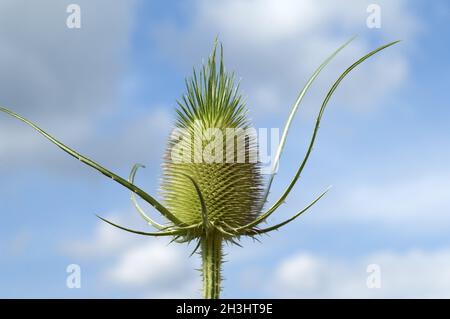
xmin=62 ymin=215 xmax=139 ymax=258
xmin=0 ymin=0 xmax=138 ymax=165
xmin=316 ymin=171 xmax=450 ymax=227
xmin=63 ymin=211 xmax=201 ymax=298
xmin=200 ymin=0 xmax=323 ymax=45
xmin=0 ymin=0 xmax=135 ymax=116
xmin=345 ymin=174 xmax=450 ymax=220
xmin=152 ymin=0 xmax=419 ymax=118
xmin=270 ymin=249 xmax=450 ymax=298
xmin=106 ymin=241 xmax=201 ymax=298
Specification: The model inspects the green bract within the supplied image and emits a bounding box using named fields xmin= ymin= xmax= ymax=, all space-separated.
xmin=0 ymin=38 xmax=399 ymax=299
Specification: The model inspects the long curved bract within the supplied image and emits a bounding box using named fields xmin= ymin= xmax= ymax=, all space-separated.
xmin=238 ymin=40 xmax=401 ymax=233
xmin=260 ymin=36 xmax=356 ymax=210
xmin=96 ymin=215 xmax=184 ymax=237
xmin=0 ymin=107 xmax=184 ymax=226
xmin=128 ymin=164 xmax=165 ymax=230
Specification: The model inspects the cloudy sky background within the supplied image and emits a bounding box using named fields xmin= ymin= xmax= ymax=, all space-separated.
xmin=1 ymin=0 xmax=450 ymax=298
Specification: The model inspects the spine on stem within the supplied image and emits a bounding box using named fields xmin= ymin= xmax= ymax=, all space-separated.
xmin=201 ymin=232 xmax=223 ymax=299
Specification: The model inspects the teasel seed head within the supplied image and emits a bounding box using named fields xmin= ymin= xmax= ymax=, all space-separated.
xmin=160 ymin=43 xmax=264 ymax=236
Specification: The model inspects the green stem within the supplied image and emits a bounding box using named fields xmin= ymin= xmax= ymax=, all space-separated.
xmin=201 ymin=232 xmax=222 ymax=299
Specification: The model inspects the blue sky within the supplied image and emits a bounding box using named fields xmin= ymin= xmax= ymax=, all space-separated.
xmin=1 ymin=0 xmax=450 ymax=298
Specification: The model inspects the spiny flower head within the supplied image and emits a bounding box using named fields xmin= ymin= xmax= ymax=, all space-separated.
xmin=160 ymin=43 xmax=264 ymax=236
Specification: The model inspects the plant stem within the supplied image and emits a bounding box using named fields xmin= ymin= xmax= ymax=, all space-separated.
xmin=201 ymin=232 xmax=222 ymax=299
